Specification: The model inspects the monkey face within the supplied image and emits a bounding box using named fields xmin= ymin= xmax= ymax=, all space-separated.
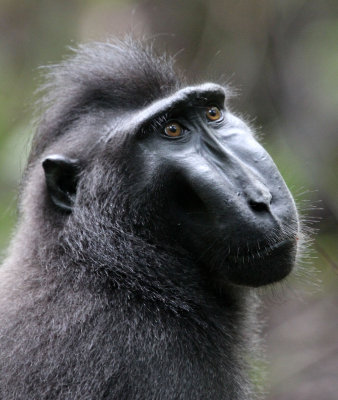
xmin=124 ymin=84 xmax=299 ymax=287
xmin=42 ymin=83 xmax=299 ymax=288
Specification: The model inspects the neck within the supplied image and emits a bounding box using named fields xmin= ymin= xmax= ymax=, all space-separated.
xmin=1 ymin=216 xmax=257 ymax=400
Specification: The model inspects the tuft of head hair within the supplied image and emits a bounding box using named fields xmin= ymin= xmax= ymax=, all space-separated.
xmin=30 ymin=38 xmax=183 ymax=164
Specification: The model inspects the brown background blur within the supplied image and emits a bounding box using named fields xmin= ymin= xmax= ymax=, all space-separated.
xmin=0 ymin=1 xmax=337 ymax=399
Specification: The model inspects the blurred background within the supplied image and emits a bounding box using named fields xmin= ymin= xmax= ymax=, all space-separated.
xmin=0 ymin=0 xmax=337 ymax=398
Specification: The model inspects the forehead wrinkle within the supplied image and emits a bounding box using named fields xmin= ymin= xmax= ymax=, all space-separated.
xmin=105 ymin=83 xmax=226 ymax=141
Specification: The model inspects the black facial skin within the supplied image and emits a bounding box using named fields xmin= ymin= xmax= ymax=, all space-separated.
xmin=0 ymin=41 xmax=299 ymax=400
xmin=117 ymin=83 xmax=299 ymax=287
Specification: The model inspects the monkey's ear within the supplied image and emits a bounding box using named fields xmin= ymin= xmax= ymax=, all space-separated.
xmin=42 ymin=155 xmax=80 ymax=212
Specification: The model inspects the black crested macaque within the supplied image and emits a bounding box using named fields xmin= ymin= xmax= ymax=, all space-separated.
xmin=0 ymin=40 xmax=300 ymax=399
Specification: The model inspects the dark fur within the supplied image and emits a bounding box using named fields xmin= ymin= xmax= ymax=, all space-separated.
xmin=0 ymin=40 xmax=270 ymax=399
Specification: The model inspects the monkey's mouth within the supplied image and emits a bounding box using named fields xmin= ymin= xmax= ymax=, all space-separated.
xmin=226 ymin=238 xmax=298 ymax=264
xmin=224 ymin=237 xmax=298 ymax=286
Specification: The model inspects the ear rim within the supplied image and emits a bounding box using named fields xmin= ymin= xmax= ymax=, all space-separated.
xmin=42 ymin=154 xmax=80 ymax=212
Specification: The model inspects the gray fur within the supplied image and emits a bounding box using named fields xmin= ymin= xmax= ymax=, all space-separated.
xmin=0 ymin=39 xmax=297 ymax=399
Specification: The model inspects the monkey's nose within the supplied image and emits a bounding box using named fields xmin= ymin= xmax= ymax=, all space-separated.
xmin=246 ymin=185 xmax=272 ymax=213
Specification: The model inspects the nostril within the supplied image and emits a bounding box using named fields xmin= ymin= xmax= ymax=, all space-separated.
xmin=248 ymin=200 xmax=270 ymax=213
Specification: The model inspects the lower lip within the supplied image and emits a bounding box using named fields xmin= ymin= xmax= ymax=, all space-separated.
xmin=228 ymin=238 xmax=297 ymax=260
xmin=257 ymin=238 xmax=297 ymax=256
xmin=268 ymin=238 xmax=296 ymax=251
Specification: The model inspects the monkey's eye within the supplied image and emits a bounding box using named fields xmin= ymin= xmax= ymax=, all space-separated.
xmin=206 ymin=106 xmax=222 ymax=121
xmin=164 ymin=122 xmax=183 ymax=138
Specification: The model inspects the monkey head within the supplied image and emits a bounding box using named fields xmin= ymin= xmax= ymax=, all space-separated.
xmin=40 ymin=80 xmax=298 ymax=288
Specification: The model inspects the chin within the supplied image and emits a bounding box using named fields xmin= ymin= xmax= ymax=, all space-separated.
xmin=223 ymin=239 xmax=298 ymax=287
